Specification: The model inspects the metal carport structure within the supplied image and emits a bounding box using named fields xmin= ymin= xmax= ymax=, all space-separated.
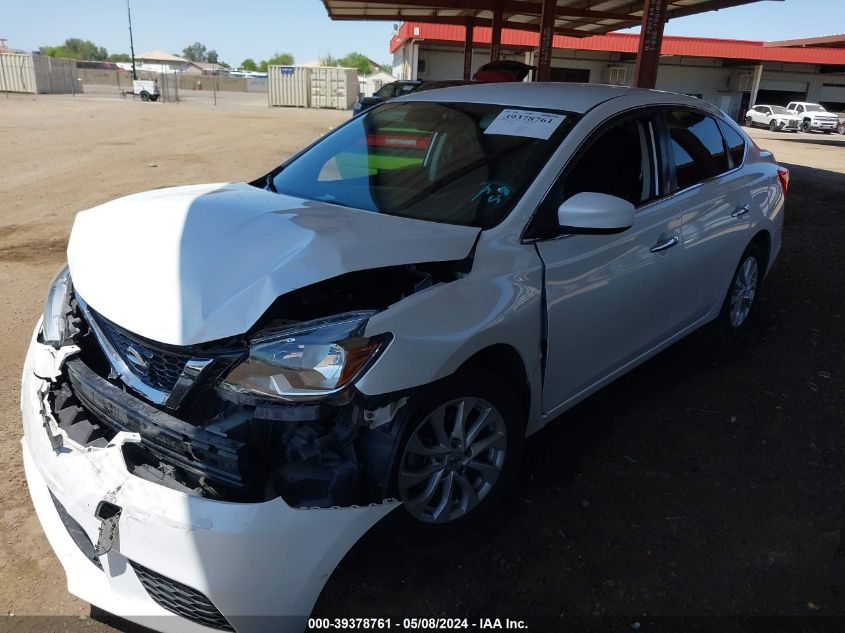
xmin=322 ymin=0 xmax=779 ymax=86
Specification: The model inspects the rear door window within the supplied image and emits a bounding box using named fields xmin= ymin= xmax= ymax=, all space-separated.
xmin=717 ymin=120 xmax=746 ymax=168
xmin=666 ymin=109 xmax=729 ymax=190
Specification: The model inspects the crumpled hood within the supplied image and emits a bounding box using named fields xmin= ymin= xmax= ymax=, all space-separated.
xmin=67 ymin=182 xmax=480 ymax=345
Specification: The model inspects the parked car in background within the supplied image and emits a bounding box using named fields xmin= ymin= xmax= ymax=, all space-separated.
xmin=786 ymin=101 xmax=839 ymax=133
xmin=23 ymin=84 xmax=787 ymax=632
xmin=836 ymin=112 xmax=845 ymax=135
xmin=744 ymin=104 xmax=799 ymax=132
xmin=353 ymin=79 xmax=468 ymax=115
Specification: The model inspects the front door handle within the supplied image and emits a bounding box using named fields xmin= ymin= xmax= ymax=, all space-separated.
xmin=731 ymin=204 xmax=751 ymax=218
xmin=650 ymin=235 xmax=679 ymax=253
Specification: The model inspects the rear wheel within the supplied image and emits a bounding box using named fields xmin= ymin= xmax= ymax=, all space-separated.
xmin=140 ymin=91 xmax=150 ymax=102
xmin=389 ymin=369 xmax=524 ymax=544
xmin=719 ymin=242 xmax=763 ymax=334
xmin=150 ymin=94 xmax=159 ymax=102
xmin=744 ymin=116 xmax=753 ymax=127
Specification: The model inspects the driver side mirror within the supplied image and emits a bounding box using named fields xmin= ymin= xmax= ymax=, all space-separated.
xmin=557 ymin=192 xmax=635 ymax=235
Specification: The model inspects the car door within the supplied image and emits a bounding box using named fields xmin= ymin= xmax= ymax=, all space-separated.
xmin=759 ymin=106 xmax=773 ymax=125
xmin=749 ymin=106 xmax=765 ymax=126
xmin=662 ymin=109 xmax=755 ymax=328
xmin=531 ymin=110 xmax=684 ymax=413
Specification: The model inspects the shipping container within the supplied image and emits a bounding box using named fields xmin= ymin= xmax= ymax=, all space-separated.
xmin=268 ymin=65 xmax=311 ymax=107
xmin=310 ymin=67 xmax=358 ymax=110
xmin=0 ymin=54 xmax=82 ymax=94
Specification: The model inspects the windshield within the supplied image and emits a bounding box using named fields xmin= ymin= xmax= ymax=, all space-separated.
xmin=770 ymin=106 xmax=791 ymax=115
xmin=270 ymin=101 xmax=577 ymax=229
xmin=805 ymin=104 xmax=826 ymax=112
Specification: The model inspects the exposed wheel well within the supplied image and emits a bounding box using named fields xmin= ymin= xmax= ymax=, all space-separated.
xmin=458 ymin=344 xmax=531 ymax=421
xmin=751 ymin=229 xmax=771 ymax=275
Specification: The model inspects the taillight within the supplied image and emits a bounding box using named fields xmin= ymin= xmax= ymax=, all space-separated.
xmin=777 ymin=167 xmax=790 ymax=196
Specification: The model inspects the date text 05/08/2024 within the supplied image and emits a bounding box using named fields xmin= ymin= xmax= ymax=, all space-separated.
xmin=307 ymin=618 xmax=529 ymax=630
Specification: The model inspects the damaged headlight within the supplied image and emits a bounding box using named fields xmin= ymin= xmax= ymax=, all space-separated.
xmin=218 ymin=311 xmax=390 ymax=401
xmin=42 ymin=265 xmax=75 ymax=347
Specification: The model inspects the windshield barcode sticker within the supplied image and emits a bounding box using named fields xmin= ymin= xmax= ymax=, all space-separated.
xmin=484 ymin=109 xmax=566 ymax=139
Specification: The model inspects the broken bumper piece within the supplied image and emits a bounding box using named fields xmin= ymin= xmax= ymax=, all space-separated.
xmin=21 ymin=325 xmax=399 ymax=633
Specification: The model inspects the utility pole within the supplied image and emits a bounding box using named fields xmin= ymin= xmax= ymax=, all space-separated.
xmin=127 ymin=0 xmax=137 ymax=80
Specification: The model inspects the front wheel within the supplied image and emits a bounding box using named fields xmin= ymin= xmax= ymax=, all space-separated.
xmin=150 ymin=94 xmax=159 ymax=102
xmin=719 ymin=242 xmax=763 ymax=334
xmin=801 ymin=120 xmax=811 ymax=133
xmin=388 ymin=369 xmax=524 ymax=544
xmin=769 ymin=120 xmax=778 ymax=132
xmin=838 ymin=122 xmax=845 ymax=135
xmin=140 ymin=91 xmax=150 ymax=102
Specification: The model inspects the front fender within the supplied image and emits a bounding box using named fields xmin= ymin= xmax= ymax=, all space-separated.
xmin=357 ymin=232 xmax=545 ymax=429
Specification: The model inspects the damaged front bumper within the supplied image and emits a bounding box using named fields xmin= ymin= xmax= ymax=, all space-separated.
xmin=21 ymin=322 xmax=399 ymax=633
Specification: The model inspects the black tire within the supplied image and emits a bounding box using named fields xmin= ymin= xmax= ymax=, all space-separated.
xmin=838 ymin=122 xmax=845 ymax=135
xmin=386 ymin=368 xmax=525 ymax=546
xmin=744 ymin=116 xmax=753 ymax=127
xmin=769 ymin=120 xmax=778 ymax=132
xmin=719 ymin=242 xmax=764 ymax=335
xmin=150 ymin=94 xmax=159 ymax=102
xmin=140 ymin=91 xmax=150 ymax=102
xmin=801 ymin=120 xmax=811 ymax=133
xmin=823 ymin=129 xmax=832 ymax=135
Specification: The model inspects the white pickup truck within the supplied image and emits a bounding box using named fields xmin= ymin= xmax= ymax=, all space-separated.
xmin=786 ymin=101 xmax=839 ymax=133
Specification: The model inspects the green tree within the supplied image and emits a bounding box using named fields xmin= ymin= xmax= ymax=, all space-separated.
xmin=108 ymin=53 xmax=131 ymax=62
xmin=207 ymin=49 xmax=219 ymax=64
xmin=40 ymin=38 xmax=107 ymax=61
xmin=258 ymin=52 xmax=294 ymax=72
xmin=336 ymin=52 xmax=375 ymax=75
xmin=182 ymin=42 xmax=208 ymax=62
xmin=240 ymin=58 xmax=258 ymax=71
xmin=320 ymin=52 xmax=337 ymax=67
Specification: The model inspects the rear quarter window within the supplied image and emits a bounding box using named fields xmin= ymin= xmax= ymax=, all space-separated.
xmin=666 ymin=109 xmax=729 ymax=190
xmin=717 ymin=120 xmax=746 ymax=168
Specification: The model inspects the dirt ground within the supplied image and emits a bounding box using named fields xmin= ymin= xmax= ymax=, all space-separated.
xmin=1 ymin=92 xmax=843 ymax=629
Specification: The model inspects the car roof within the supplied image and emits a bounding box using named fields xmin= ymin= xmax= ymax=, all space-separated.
xmin=394 ymin=82 xmax=668 ymax=114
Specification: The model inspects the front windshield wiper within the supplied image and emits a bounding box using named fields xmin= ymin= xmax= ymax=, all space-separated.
xmin=264 ymin=173 xmax=278 ymax=193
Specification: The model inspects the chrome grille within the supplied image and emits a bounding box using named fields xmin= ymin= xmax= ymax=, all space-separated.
xmin=130 ymin=561 xmax=234 ymax=631
xmin=97 ymin=318 xmax=189 ymax=392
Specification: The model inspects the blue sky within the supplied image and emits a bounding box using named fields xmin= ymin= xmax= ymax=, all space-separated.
xmin=2 ymin=0 xmax=841 ymax=68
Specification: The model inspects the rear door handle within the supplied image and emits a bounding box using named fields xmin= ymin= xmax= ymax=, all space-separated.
xmin=650 ymin=236 xmax=679 ymax=253
xmin=731 ymin=204 xmax=751 ymax=218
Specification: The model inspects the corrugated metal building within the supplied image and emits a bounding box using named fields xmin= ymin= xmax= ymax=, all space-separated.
xmin=390 ymin=23 xmax=845 ymax=120
xmin=0 ymin=54 xmax=82 ymax=94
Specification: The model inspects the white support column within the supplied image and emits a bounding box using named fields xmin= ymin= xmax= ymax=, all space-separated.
xmin=410 ymin=42 xmax=420 ymax=80
xmin=749 ymin=63 xmax=763 ymax=107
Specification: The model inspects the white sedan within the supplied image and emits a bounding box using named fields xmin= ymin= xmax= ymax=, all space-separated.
xmin=24 ymin=84 xmax=787 ymax=632
xmin=744 ymin=104 xmax=800 ymax=132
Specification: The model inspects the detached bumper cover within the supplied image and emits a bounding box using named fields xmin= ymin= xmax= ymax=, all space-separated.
xmin=21 ymin=324 xmax=398 ymax=633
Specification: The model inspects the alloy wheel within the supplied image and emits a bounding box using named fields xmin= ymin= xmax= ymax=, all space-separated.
xmin=730 ymin=256 xmax=758 ymax=327
xmin=398 ymin=397 xmax=507 ymax=524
